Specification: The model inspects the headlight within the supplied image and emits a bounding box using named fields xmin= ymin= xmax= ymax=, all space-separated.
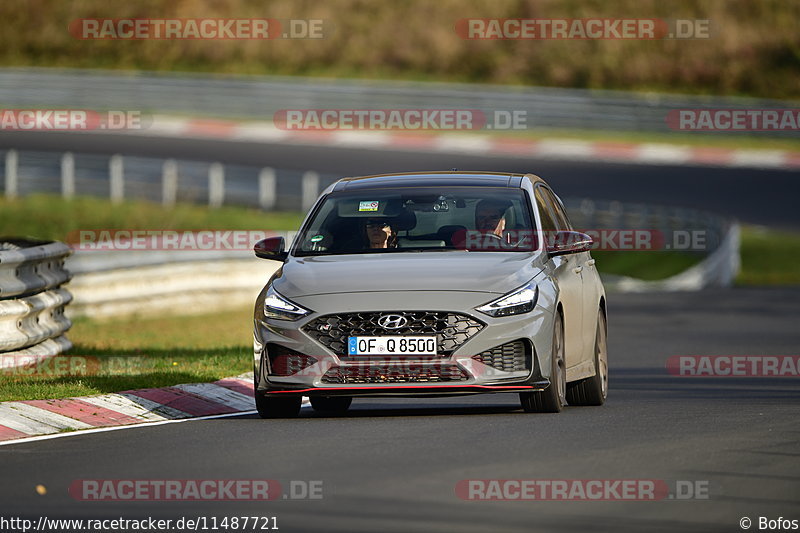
xmin=476 ymin=283 xmax=538 ymax=317
xmin=263 ymin=286 xmax=312 ymax=321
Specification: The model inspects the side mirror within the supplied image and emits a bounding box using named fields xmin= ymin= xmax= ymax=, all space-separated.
xmin=254 ymin=236 xmax=288 ymax=261
xmin=548 ymin=231 xmax=593 ymax=256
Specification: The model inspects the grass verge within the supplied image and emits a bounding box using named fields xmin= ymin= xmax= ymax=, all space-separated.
xmin=738 ymin=226 xmax=800 ymax=285
xmin=0 ymin=194 xmax=304 ymax=242
xmin=592 ymin=250 xmax=702 ymax=281
xmin=0 ymin=308 xmax=254 ymax=402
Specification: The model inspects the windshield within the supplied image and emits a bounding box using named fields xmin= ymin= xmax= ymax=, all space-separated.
xmin=293 ymin=186 xmax=537 ymax=256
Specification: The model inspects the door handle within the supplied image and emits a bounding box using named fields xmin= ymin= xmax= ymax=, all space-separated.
xmin=586 ymin=259 xmax=596 ymax=267
xmin=573 ymin=266 xmax=583 ymax=274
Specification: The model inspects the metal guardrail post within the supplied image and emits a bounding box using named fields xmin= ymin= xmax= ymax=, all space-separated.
xmin=4 ymin=149 xmax=18 ymax=199
xmin=109 ymin=154 xmax=124 ymax=204
xmin=162 ymin=159 xmax=178 ymax=207
xmin=301 ymin=171 xmax=319 ymax=212
xmin=61 ymin=152 xmax=75 ymax=199
xmin=578 ymin=199 xmax=595 ymax=230
xmin=259 ymin=167 xmax=277 ymax=211
xmin=208 ymin=163 xmax=225 ymax=208
xmin=608 ymin=201 xmax=623 ymax=228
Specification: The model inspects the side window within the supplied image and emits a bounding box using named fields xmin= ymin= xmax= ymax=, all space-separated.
xmin=542 ymin=188 xmax=573 ymax=231
xmin=534 ymin=187 xmax=557 ymax=232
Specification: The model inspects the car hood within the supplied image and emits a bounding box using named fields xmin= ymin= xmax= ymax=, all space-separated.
xmin=271 ymin=251 xmax=544 ymax=297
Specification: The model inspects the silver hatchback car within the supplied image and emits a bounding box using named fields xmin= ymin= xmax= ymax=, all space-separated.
xmin=252 ymin=172 xmax=608 ymax=417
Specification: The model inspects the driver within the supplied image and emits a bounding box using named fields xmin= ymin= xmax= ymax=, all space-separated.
xmin=475 ymin=199 xmax=512 ymax=238
xmin=364 ymin=218 xmax=398 ymax=249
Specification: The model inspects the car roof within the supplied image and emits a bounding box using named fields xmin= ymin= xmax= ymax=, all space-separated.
xmin=331 ymin=171 xmax=546 ymax=191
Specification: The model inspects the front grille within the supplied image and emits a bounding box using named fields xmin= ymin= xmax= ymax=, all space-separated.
xmin=303 ymin=311 xmax=485 ymax=356
xmin=472 ymin=340 xmax=529 ymax=372
xmin=321 ymin=362 xmax=469 ymax=384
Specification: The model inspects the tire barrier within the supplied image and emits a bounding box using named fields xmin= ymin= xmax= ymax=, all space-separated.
xmin=0 ymin=239 xmax=73 ymax=368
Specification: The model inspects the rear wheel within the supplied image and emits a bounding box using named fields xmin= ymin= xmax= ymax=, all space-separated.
xmin=255 ymin=393 xmax=302 ymax=419
xmin=520 ymin=311 xmax=566 ymax=413
xmin=567 ymin=308 xmax=608 ymax=406
xmin=310 ymin=396 xmax=352 ymax=415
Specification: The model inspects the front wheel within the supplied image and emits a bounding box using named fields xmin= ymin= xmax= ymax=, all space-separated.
xmin=255 ymin=393 xmax=302 ymax=419
xmin=520 ymin=311 xmax=566 ymax=413
xmin=567 ymin=308 xmax=608 ymax=406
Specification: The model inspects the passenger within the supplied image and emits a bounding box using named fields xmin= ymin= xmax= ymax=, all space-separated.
xmin=364 ymin=218 xmax=398 ymax=249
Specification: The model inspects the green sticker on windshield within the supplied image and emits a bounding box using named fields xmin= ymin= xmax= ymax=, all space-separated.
xmin=310 ymin=235 xmax=324 ymax=243
xmin=359 ymin=201 xmax=379 ymax=212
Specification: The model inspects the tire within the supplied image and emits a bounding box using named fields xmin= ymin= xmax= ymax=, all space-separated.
xmin=255 ymin=393 xmax=302 ymax=419
xmin=310 ymin=396 xmax=352 ymax=415
xmin=520 ymin=311 xmax=566 ymax=413
xmin=567 ymin=308 xmax=608 ymax=406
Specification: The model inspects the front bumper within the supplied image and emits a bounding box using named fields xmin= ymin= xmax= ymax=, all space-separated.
xmin=263 ymin=383 xmax=551 ymax=398
xmin=254 ymin=290 xmax=556 ymax=397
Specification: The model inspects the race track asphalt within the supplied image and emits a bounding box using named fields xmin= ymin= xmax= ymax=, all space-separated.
xmin=1 ymin=287 xmax=798 ymax=533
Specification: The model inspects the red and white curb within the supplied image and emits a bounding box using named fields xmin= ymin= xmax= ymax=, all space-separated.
xmin=0 ymin=374 xmax=305 ymax=444
xmin=118 ymin=115 xmax=800 ymax=171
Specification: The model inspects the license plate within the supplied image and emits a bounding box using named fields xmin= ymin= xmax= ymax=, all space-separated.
xmin=348 ymin=336 xmax=437 ymax=356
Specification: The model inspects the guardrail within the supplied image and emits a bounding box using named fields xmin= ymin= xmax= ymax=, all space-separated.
xmin=67 ymin=257 xmax=279 ymax=320
xmin=564 ymin=198 xmax=739 ymax=290
xmin=608 ymin=224 xmax=741 ymax=292
xmin=64 ymin=235 xmax=284 ymax=319
xmin=0 ymin=68 xmax=797 ymax=136
xmin=0 ymin=239 xmax=73 ymax=367
xmin=1 ymin=148 xmax=333 ymax=212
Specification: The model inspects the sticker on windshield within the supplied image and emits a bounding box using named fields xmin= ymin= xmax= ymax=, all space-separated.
xmin=359 ymin=201 xmax=379 ymax=212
